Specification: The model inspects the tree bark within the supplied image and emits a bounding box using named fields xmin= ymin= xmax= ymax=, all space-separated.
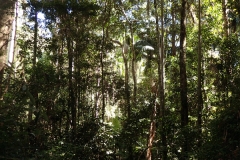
xmin=222 ymin=0 xmax=229 ymax=37
xmin=179 ymin=0 xmax=189 ymax=158
xmin=0 ymin=0 xmax=15 ymax=100
xmin=160 ymin=0 xmax=167 ymax=159
xmin=29 ymin=9 xmax=38 ymax=122
xmin=197 ymin=0 xmax=203 ymax=147
xmin=221 ymin=0 xmax=230 ymax=108
xmin=171 ymin=2 xmax=176 ymax=56
xmin=130 ymin=23 xmax=137 ymax=108
xmin=146 ymin=97 xmax=157 ymax=160
xmin=111 ymin=39 xmax=130 ymax=117
xmin=154 ymin=0 xmax=167 ymax=159
xmin=67 ymin=34 xmax=76 ymax=140
xmin=122 ymin=41 xmax=131 ymax=118
xmin=101 ymin=26 xmax=105 ymax=122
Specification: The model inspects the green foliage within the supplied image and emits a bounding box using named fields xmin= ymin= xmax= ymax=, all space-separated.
xmin=200 ymin=105 xmax=240 ymax=159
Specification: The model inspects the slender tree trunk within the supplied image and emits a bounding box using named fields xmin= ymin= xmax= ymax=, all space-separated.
xmin=28 ymin=9 xmax=39 ymax=121
xmin=121 ymin=42 xmax=131 ymax=118
xmin=67 ymin=37 xmax=76 ymax=140
xmin=171 ymin=2 xmax=176 ymax=56
xmin=146 ymin=96 xmax=157 ymax=160
xmin=160 ymin=0 xmax=167 ymax=158
xmin=222 ymin=0 xmax=229 ymax=37
xmin=154 ymin=1 xmax=159 ymax=158
xmin=154 ymin=0 xmax=167 ymax=159
xmin=75 ymin=42 xmax=81 ymax=126
xmin=8 ymin=1 xmax=18 ymax=66
xmin=197 ymin=0 xmax=203 ymax=147
xmin=33 ymin=10 xmax=37 ymax=81
xmin=130 ymin=23 xmax=137 ymax=108
xmin=0 ymin=0 xmax=15 ymax=100
xmin=221 ymin=0 xmax=230 ymax=108
xmin=112 ymin=38 xmax=131 ymax=117
xmin=179 ymin=0 xmax=189 ymax=158
xmin=118 ymin=30 xmax=134 ymax=159
xmin=154 ymin=0 xmax=166 ymax=159
xmin=101 ymin=26 xmax=105 ymax=122
xmin=28 ymin=9 xmax=38 ymax=122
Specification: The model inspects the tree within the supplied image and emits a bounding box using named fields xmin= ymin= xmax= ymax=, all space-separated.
xmin=0 ymin=0 xmax=15 ymax=100
xmin=179 ymin=0 xmax=189 ymax=158
xmin=197 ymin=0 xmax=203 ymax=148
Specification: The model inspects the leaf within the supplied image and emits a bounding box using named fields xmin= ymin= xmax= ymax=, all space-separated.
xmin=134 ymin=40 xmax=154 ymax=51
xmin=112 ymin=117 xmax=121 ymax=131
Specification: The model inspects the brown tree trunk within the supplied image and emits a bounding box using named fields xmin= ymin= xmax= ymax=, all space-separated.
xmin=111 ymin=39 xmax=130 ymax=117
xmin=171 ymin=2 xmax=176 ymax=56
xmin=0 ymin=0 xmax=15 ymax=100
xmin=197 ymin=0 xmax=203 ymax=147
xmin=160 ymin=0 xmax=167 ymax=158
xmin=101 ymin=26 xmax=105 ymax=122
xmin=67 ymin=36 xmax=76 ymax=140
xmin=222 ymin=0 xmax=229 ymax=37
xmin=121 ymin=42 xmax=131 ymax=118
xmin=29 ymin=9 xmax=38 ymax=122
xmin=130 ymin=23 xmax=137 ymax=108
xmin=146 ymin=98 xmax=157 ymax=160
xmin=179 ymin=0 xmax=189 ymax=158
xmin=153 ymin=0 xmax=167 ymax=159
xmin=221 ymin=0 xmax=230 ymax=108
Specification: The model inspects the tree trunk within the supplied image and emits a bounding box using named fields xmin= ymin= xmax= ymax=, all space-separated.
xmin=222 ymin=0 xmax=229 ymax=37
xmin=29 ymin=9 xmax=38 ymax=122
xmin=146 ymin=97 xmax=157 ymax=160
xmin=0 ymin=0 xmax=15 ymax=100
xmin=171 ymin=2 xmax=176 ymax=56
xmin=130 ymin=23 xmax=137 ymax=108
xmin=154 ymin=0 xmax=167 ymax=159
xmin=112 ymin=39 xmax=131 ymax=117
xmin=67 ymin=37 xmax=76 ymax=140
xmin=121 ymin=42 xmax=131 ymax=118
xmin=160 ymin=0 xmax=167 ymax=158
xmin=179 ymin=0 xmax=189 ymax=158
xmin=221 ymin=0 xmax=230 ymax=108
xmin=101 ymin=26 xmax=105 ymax=122
xmin=197 ymin=0 xmax=203 ymax=147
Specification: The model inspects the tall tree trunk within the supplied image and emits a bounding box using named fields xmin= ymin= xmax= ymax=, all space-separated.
xmin=112 ymin=38 xmax=130 ymax=117
xmin=33 ymin=11 xmax=37 ymax=69
xmin=154 ymin=0 xmax=167 ymax=159
xmin=222 ymin=0 xmax=229 ymax=37
xmin=221 ymin=0 xmax=230 ymax=108
xmin=160 ymin=0 xmax=167 ymax=158
xmin=146 ymin=96 xmax=157 ymax=160
xmin=8 ymin=1 xmax=18 ymax=66
xmin=122 ymin=29 xmax=134 ymax=159
xmin=29 ymin=9 xmax=39 ymax=122
xmin=121 ymin=41 xmax=130 ymax=118
xmin=0 ymin=0 xmax=15 ymax=100
xmin=130 ymin=23 xmax=137 ymax=108
xmin=171 ymin=1 xmax=176 ymax=56
xmin=116 ymin=0 xmax=131 ymax=118
xmin=67 ymin=37 xmax=76 ymax=140
xmin=28 ymin=7 xmax=38 ymax=122
xmin=197 ymin=0 xmax=203 ymax=147
xmin=146 ymin=2 xmax=154 ymax=159
xmin=179 ymin=0 xmax=189 ymax=158
xmin=101 ymin=26 xmax=105 ymax=122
